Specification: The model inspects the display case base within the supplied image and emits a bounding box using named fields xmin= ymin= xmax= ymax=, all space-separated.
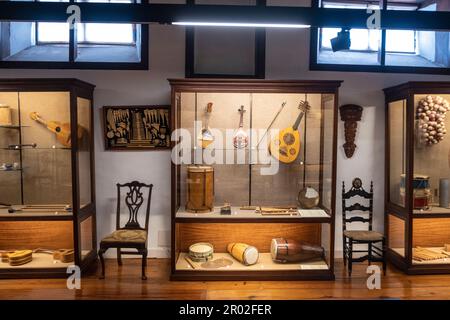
xmin=173 ymin=252 xmax=333 ymax=281
xmin=388 ymin=248 xmax=450 ymax=275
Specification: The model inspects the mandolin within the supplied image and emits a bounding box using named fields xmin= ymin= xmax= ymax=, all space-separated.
xmin=30 ymin=112 xmax=82 ymax=147
xmin=233 ymin=105 xmax=248 ymax=149
xmin=269 ymin=100 xmax=310 ymax=164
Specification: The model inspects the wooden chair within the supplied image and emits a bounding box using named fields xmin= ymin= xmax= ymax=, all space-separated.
xmin=342 ymin=178 xmax=386 ymax=276
xmin=98 ymin=181 xmax=153 ymax=280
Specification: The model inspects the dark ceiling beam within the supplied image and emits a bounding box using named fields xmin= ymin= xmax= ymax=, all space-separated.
xmin=0 ymin=2 xmax=449 ymax=30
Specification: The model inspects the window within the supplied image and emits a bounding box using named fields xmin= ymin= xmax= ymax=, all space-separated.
xmin=37 ymin=0 xmax=135 ymax=45
xmin=0 ymin=0 xmax=148 ymax=69
xmin=311 ymin=0 xmax=450 ymax=74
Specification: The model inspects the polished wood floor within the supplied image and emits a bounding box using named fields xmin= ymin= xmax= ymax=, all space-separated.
xmin=1 ymin=259 xmax=450 ymax=299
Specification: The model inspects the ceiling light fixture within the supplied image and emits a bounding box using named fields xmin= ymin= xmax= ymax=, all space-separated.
xmin=172 ymin=22 xmax=311 ymax=28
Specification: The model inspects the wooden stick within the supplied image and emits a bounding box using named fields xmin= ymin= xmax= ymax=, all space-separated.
xmin=184 ymin=256 xmax=196 ymax=269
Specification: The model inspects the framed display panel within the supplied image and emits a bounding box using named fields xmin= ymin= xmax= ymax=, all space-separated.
xmin=102 ymin=105 xmax=170 ymax=150
xmin=0 ymin=79 xmax=96 ymax=278
xmin=384 ymin=82 xmax=450 ymax=274
xmin=169 ymin=79 xmax=341 ymax=280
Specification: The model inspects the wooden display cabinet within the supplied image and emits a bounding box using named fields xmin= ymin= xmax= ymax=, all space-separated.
xmin=169 ymin=79 xmax=341 ymax=280
xmin=384 ymin=82 xmax=450 ymax=274
xmin=0 ymin=79 xmax=96 ymax=278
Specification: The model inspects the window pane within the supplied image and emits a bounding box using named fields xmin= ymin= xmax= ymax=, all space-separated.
xmin=386 ymin=30 xmax=416 ymax=53
xmin=318 ymin=28 xmax=381 ymax=66
xmin=77 ymin=24 xmax=134 ymax=44
xmin=385 ymin=29 xmax=450 ymax=68
xmin=321 ymin=28 xmax=380 ymax=51
xmin=37 ymin=23 xmax=69 ymax=43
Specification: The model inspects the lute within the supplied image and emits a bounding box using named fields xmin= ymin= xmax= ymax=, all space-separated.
xmin=269 ymin=100 xmax=310 ymax=164
xmin=30 ymin=112 xmax=80 ymax=147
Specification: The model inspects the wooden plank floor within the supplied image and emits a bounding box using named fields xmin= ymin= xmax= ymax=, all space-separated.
xmin=1 ymin=259 xmax=450 ymax=300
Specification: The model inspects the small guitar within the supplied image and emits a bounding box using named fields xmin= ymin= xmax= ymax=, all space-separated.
xmin=269 ymin=100 xmax=310 ymax=164
xmin=30 ymin=112 xmax=74 ymax=147
xmin=233 ymin=105 xmax=248 ymax=149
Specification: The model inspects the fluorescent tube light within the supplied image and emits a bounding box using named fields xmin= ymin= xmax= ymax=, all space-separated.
xmin=172 ymin=22 xmax=310 ymax=28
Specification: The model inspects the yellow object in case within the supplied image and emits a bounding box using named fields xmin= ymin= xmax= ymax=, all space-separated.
xmin=227 ymin=243 xmax=259 ymax=266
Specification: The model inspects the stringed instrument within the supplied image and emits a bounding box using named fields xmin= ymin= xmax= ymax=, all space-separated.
xmin=30 ymin=112 xmax=82 ymax=147
xmin=233 ymin=105 xmax=248 ymax=149
xmin=199 ymin=102 xmax=214 ymax=149
xmin=269 ymin=100 xmax=310 ymax=164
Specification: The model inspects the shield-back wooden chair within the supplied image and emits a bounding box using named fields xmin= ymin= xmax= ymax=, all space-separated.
xmin=98 ymin=181 xmax=153 ymax=280
xmin=342 ymin=178 xmax=386 ymax=276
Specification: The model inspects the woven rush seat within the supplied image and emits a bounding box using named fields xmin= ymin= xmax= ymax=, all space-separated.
xmin=343 ymin=230 xmax=384 ymax=242
xmin=101 ymin=229 xmax=147 ymax=244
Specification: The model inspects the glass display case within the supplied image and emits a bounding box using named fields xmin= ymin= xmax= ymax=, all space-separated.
xmin=0 ymin=79 xmax=96 ymax=278
xmin=169 ymin=79 xmax=341 ymax=280
xmin=385 ymin=82 xmax=450 ymax=274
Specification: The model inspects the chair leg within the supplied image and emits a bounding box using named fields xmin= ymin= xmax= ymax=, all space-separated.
xmin=368 ymin=242 xmax=372 ymax=266
xmin=98 ymin=248 xmax=106 ymax=279
xmin=382 ymin=238 xmax=387 ymax=276
xmin=117 ymin=248 xmax=122 ymax=266
xmin=141 ymin=249 xmax=148 ymax=280
xmin=348 ymin=240 xmax=353 ymax=277
xmin=343 ymin=236 xmax=347 ymax=266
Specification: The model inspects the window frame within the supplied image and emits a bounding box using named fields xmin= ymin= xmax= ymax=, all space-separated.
xmin=0 ymin=0 xmax=148 ymax=70
xmin=35 ymin=0 xmax=138 ymax=46
xmin=310 ymin=0 xmax=450 ymax=75
xmin=184 ymin=0 xmax=266 ymax=79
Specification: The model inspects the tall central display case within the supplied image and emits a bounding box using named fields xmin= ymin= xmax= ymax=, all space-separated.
xmin=170 ymin=79 xmax=341 ymax=280
xmin=0 ymin=79 xmax=96 ymax=278
xmin=385 ymin=82 xmax=450 ymax=274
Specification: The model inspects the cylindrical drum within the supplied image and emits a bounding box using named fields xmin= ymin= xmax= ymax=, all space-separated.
xmin=270 ymin=238 xmax=325 ymax=263
xmin=186 ymin=165 xmax=214 ymax=213
xmin=188 ymin=242 xmax=214 ymax=262
xmin=440 ymin=178 xmax=449 ymax=208
xmin=227 ymin=243 xmax=259 ymax=266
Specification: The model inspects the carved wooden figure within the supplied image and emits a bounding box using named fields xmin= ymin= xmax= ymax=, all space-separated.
xmin=340 ymin=104 xmax=363 ymax=158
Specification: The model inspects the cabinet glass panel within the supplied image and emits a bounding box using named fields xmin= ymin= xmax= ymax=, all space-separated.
xmin=0 ymin=92 xmax=21 ymax=206
xmin=175 ymin=222 xmax=330 ymax=271
xmin=413 ymin=94 xmax=450 ymax=214
xmin=80 ymin=215 xmax=94 ymax=260
xmin=20 ymin=92 xmax=72 ymax=206
xmin=388 ymin=214 xmax=405 ymax=257
xmin=77 ymin=97 xmax=92 ymax=208
xmin=388 ymin=99 xmax=407 ymax=207
xmin=412 ymin=217 xmax=450 ymax=265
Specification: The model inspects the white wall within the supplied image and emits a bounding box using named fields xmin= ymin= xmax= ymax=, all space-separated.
xmin=1 ymin=4 xmax=450 ymax=258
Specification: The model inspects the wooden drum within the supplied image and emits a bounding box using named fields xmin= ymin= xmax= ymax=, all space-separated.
xmin=188 ymin=242 xmax=214 ymax=262
xmin=227 ymin=243 xmax=259 ymax=266
xmin=270 ymin=238 xmax=324 ymax=263
xmin=186 ymin=165 xmax=214 ymax=213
